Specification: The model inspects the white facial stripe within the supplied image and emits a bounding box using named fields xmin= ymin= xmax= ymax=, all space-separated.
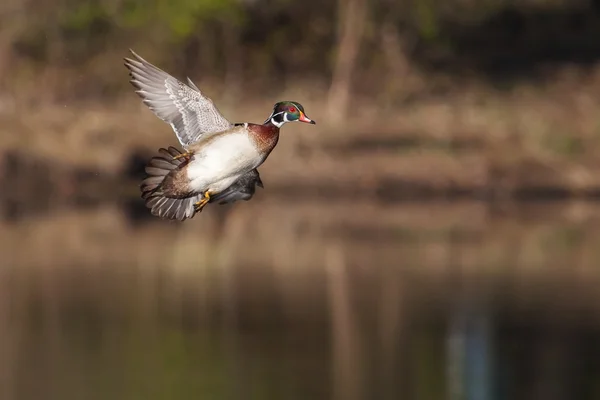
xmin=264 ymin=109 xmax=282 ymax=123
xmin=266 ymin=110 xmax=286 ymax=128
xmin=264 ymin=104 xmax=303 ymax=128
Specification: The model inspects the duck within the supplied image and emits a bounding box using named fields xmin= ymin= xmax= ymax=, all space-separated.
xmin=123 ymin=50 xmax=316 ymax=221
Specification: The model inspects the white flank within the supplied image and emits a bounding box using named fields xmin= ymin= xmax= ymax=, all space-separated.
xmin=186 ymin=132 xmax=262 ymax=194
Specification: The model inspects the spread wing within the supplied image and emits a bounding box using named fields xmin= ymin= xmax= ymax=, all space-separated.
xmin=124 ymin=49 xmax=233 ymax=147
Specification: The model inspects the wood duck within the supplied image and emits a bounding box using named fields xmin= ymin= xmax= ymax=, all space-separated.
xmin=123 ymin=50 xmax=315 ymax=221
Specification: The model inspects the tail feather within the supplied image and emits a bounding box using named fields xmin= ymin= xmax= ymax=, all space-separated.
xmin=145 ymin=166 xmax=170 ymax=176
xmin=140 ymin=146 xmax=201 ymax=221
xmin=140 ymin=146 xmax=265 ymax=221
xmin=149 ymin=157 xmax=177 ymax=171
xmin=140 ymin=176 xmax=164 ymax=193
xmin=160 ymin=147 xmax=180 ymax=158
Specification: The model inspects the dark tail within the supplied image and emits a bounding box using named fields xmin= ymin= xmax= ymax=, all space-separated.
xmin=140 ymin=146 xmax=202 ymax=221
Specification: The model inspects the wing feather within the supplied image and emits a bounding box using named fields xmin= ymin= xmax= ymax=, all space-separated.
xmin=124 ymin=49 xmax=233 ymax=147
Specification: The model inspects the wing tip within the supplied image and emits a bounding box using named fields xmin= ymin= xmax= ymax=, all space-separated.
xmin=128 ymin=48 xmax=142 ymax=61
xmin=123 ymin=49 xmax=155 ymax=75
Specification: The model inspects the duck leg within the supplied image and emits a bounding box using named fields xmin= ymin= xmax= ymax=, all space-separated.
xmin=193 ymin=191 xmax=212 ymax=213
xmin=172 ymin=152 xmax=192 ymax=161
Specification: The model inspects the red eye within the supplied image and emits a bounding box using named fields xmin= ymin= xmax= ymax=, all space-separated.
xmin=289 ymin=107 xmax=296 ymax=112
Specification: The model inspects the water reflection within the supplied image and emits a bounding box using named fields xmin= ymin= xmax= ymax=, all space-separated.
xmin=2 ymin=199 xmax=600 ymax=399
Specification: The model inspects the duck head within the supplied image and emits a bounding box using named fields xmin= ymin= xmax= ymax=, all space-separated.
xmin=265 ymin=101 xmax=316 ymax=128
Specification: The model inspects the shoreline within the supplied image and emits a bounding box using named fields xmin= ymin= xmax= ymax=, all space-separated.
xmin=2 ymin=149 xmax=600 ymax=210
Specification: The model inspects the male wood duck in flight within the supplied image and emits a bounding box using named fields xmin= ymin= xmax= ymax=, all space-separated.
xmin=123 ymin=50 xmax=316 ymax=221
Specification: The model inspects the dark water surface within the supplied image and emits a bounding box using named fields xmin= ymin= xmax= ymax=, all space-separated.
xmin=2 ymin=199 xmax=600 ymax=400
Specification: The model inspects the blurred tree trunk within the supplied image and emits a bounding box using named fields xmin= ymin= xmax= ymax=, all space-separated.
xmin=222 ymin=21 xmax=243 ymax=104
xmin=0 ymin=0 xmax=24 ymax=101
xmin=0 ymin=34 xmax=12 ymax=91
xmin=379 ymin=20 xmax=421 ymax=105
xmin=327 ymin=0 xmax=368 ymax=123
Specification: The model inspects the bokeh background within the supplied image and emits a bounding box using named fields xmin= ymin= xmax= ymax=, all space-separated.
xmin=2 ymin=0 xmax=600 ymax=399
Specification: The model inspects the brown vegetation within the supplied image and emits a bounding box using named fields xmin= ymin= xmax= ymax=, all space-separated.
xmin=2 ymin=0 xmax=600 ymax=203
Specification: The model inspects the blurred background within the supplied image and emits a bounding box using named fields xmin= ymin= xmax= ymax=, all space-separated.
xmin=2 ymin=0 xmax=600 ymax=399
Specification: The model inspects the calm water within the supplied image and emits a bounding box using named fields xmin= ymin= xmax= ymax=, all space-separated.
xmin=2 ymin=199 xmax=600 ymax=400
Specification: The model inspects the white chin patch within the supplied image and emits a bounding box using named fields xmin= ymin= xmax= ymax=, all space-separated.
xmin=272 ymin=118 xmax=284 ymax=128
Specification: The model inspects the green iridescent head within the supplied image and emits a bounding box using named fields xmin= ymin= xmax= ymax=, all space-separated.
xmin=266 ymin=101 xmax=316 ymax=127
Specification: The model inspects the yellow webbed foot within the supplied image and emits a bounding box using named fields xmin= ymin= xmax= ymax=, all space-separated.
xmin=193 ymin=191 xmax=212 ymax=213
xmin=172 ymin=152 xmax=192 ymax=161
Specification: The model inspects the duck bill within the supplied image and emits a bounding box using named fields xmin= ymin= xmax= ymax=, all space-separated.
xmin=299 ymin=112 xmax=316 ymax=124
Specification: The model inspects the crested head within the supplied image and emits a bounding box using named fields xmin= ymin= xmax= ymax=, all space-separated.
xmin=264 ymin=101 xmax=316 ymax=128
